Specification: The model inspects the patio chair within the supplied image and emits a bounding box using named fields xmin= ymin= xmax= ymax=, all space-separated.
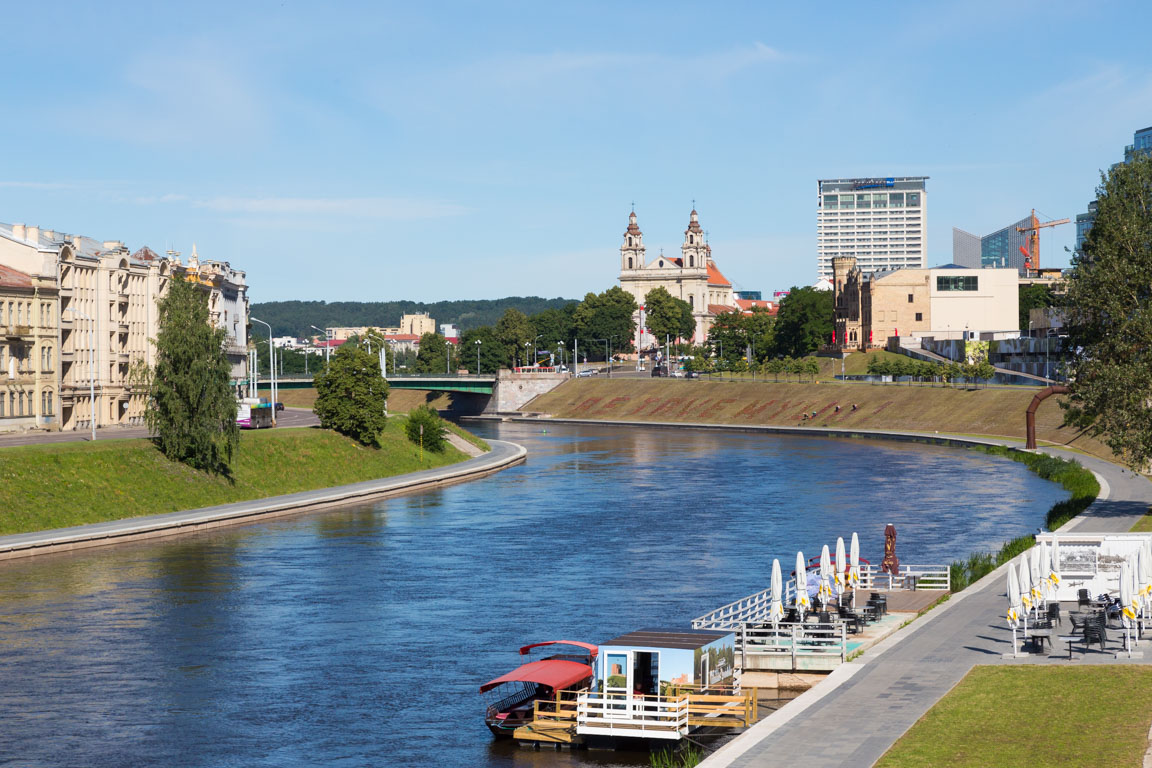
xmin=1068 ymin=613 xmax=1086 ymax=635
xmin=838 ymin=606 xmax=864 ymax=634
xmin=1047 ymin=603 xmax=1062 ymax=628
xmin=1077 ymin=589 xmax=1091 ymax=609
xmin=1083 ymin=614 xmax=1108 ymax=651
xmin=817 ymin=611 xmax=832 ymax=625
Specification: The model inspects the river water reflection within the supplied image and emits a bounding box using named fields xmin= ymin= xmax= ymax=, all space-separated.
xmin=0 ymin=423 xmax=1066 ymax=766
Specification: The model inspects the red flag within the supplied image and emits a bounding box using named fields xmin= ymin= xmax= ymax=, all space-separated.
xmin=869 ymin=329 xmax=873 ymax=343
xmin=895 ymin=327 xmax=899 ymax=337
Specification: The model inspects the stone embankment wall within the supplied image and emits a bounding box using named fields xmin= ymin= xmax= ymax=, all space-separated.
xmin=486 ymin=370 xmax=569 ymax=413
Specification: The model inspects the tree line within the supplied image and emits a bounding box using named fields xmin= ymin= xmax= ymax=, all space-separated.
xmin=251 ymin=297 xmax=577 ymax=337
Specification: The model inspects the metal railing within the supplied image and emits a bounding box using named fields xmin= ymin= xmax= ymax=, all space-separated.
xmin=737 ymin=621 xmax=848 ymax=667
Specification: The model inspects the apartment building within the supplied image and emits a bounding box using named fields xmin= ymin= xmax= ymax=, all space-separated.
xmin=170 ymin=245 xmax=249 ymax=391
xmin=0 ymin=263 xmax=59 ymax=430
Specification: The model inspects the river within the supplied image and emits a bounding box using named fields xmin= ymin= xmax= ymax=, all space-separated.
xmin=0 ymin=423 xmax=1067 ymax=767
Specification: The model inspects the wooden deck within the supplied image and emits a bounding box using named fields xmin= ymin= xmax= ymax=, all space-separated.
xmin=872 ymin=589 xmax=948 ymax=614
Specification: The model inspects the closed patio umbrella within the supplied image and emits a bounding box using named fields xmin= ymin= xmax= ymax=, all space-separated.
xmin=769 ymin=559 xmax=784 ymax=626
xmin=819 ymin=545 xmax=834 ymax=608
xmin=1017 ymin=559 xmax=1032 ymax=631
xmin=795 ymin=551 xmax=810 ymax=620
xmin=835 ymin=536 xmax=847 ymax=605
xmin=1037 ymin=542 xmax=1051 ymax=604
xmin=1029 ymin=546 xmax=1044 ymax=612
xmin=850 ymin=532 xmax=861 ymax=608
xmin=1049 ymin=536 xmax=1062 ymax=593
xmin=1120 ymin=561 xmax=1136 ymax=654
xmin=1007 ymin=566 xmax=1023 ymax=655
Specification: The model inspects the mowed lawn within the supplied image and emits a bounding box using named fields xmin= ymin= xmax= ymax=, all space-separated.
xmin=259 ymin=387 xmax=452 ymax=412
xmin=876 ymin=666 xmax=1152 ymax=768
xmin=0 ymin=421 xmax=468 ymax=536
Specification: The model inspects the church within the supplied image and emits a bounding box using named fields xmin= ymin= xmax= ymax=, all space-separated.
xmin=618 ymin=209 xmax=767 ymax=346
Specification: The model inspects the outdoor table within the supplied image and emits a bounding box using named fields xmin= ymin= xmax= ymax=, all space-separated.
xmin=1029 ymin=628 xmax=1054 ymax=652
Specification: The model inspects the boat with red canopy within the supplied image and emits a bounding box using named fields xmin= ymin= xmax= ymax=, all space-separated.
xmin=480 ymin=640 xmax=597 ymax=737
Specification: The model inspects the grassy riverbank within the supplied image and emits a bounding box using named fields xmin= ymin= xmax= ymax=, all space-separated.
xmin=0 ymin=422 xmax=470 ymax=536
xmin=876 ymin=666 xmax=1152 ymax=767
xmin=524 ymin=379 xmax=1117 ymax=460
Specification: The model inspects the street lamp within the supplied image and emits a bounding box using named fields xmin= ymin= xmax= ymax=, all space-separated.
xmin=475 ymin=338 xmax=482 ymax=375
xmin=251 ymin=316 xmax=276 ymax=425
xmin=310 ymin=325 xmax=330 ymax=367
xmin=524 ymin=341 xmax=531 ymax=369
xmin=557 ymin=341 xmax=565 ymax=372
xmin=446 ymin=341 xmax=452 ymax=374
xmin=62 ymin=306 xmax=95 ymax=441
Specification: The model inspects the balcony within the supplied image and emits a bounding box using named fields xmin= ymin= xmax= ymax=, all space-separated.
xmin=116 ymin=352 xmax=130 ymax=363
xmin=3 ymin=325 xmax=32 ymax=339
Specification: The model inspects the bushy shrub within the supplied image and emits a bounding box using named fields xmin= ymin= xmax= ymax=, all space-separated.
xmin=404 ymin=405 xmax=448 ymax=452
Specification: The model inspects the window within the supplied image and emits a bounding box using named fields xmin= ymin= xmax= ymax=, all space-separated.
xmin=889 ymin=192 xmax=905 ymax=207
xmin=915 ymin=312 xmax=923 ymax=321
xmin=840 ymin=194 xmax=854 ymax=209
xmin=627 ymin=236 xmax=632 ymax=246
xmin=907 ymin=293 xmax=914 ymax=303
xmin=627 ymin=257 xmax=633 ymax=269
xmin=872 ymin=193 xmax=887 ymax=208
xmin=18 ymin=391 xmax=24 ymax=416
xmin=937 ymin=275 xmax=978 ymax=291
xmin=906 ymin=192 xmax=921 ymax=207
xmin=824 ymin=194 xmax=838 ymax=209
xmin=689 ymin=234 xmax=694 ymax=244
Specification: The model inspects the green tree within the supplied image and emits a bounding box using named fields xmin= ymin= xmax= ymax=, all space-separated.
xmin=530 ymin=304 xmax=576 ymax=351
xmin=313 ymin=342 xmax=390 ymax=445
xmin=644 ymin=287 xmax=695 ymax=345
xmin=460 ymin=326 xmax=507 ymax=374
xmin=405 ymin=405 xmax=448 ymax=452
xmin=573 ymin=286 xmax=637 ymax=358
xmin=1019 ymin=283 xmax=1059 ymax=334
xmin=1062 ymin=153 xmax=1152 ymax=468
xmin=772 ymin=287 xmax=834 ymax=358
xmin=414 ymin=332 xmax=451 ymax=374
xmin=496 ymin=308 xmax=536 ymax=367
xmin=145 ymin=275 xmax=239 ymax=475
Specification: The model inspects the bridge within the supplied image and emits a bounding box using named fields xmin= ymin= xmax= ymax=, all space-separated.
xmin=266 ymin=370 xmax=564 ymax=412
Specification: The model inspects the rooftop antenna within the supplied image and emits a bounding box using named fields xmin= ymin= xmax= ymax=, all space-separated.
xmin=631 ymin=200 xmax=635 ymax=212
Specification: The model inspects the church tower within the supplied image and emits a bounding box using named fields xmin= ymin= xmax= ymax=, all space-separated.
xmin=621 ymin=210 xmax=645 ymax=271
xmin=682 ymin=209 xmax=707 ymax=269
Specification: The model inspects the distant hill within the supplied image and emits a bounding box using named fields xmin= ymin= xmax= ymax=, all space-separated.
xmin=251 ymin=297 xmax=578 ymax=337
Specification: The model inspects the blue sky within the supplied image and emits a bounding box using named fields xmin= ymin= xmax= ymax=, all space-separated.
xmin=1 ymin=1 xmax=1150 ymax=303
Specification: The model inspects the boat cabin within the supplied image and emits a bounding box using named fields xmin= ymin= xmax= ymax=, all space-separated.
xmin=596 ymin=628 xmax=736 ymax=697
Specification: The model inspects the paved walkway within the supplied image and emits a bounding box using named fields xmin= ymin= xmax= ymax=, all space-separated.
xmin=0 ymin=438 xmax=525 ymax=561
xmin=0 ymin=407 xmax=320 ymax=447
xmin=701 ymin=440 xmax=1152 ymax=768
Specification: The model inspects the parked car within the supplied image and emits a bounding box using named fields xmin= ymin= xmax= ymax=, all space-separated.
xmin=275 ymin=402 xmax=285 ymax=412
xmin=686 ymin=371 xmax=701 ymax=379
xmin=576 ymin=369 xmax=598 ymax=378
xmin=651 ymin=366 xmax=668 ymax=377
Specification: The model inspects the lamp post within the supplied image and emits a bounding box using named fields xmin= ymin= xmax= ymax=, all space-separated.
xmin=310 ymin=325 xmax=330 ymax=367
xmin=62 ymin=306 xmax=95 ymax=441
xmin=558 ymin=341 xmax=565 ymax=373
xmin=446 ymin=341 xmax=452 ymax=374
xmin=524 ymin=341 xmax=531 ymax=369
xmin=251 ymin=316 xmax=276 ymax=425
xmin=475 ymin=339 xmax=482 ymax=375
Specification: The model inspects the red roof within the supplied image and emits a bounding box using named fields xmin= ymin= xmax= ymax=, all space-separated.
xmin=385 ymin=334 xmax=420 ymax=341
xmin=479 ymin=659 xmax=594 ymax=694
xmin=0 ymin=263 xmax=33 ymax=289
xmin=707 ymin=262 xmax=731 ymax=287
xmin=736 ymin=299 xmax=778 ymax=315
xmin=708 ymin=303 xmax=736 ymax=315
xmin=316 ymin=339 xmax=347 ymax=348
xmin=519 ymin=640 xmax=599 ymax=659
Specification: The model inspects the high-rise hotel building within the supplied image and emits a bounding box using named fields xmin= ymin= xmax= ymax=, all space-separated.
xmin=816 ymin=177 xmax=928 ymax=280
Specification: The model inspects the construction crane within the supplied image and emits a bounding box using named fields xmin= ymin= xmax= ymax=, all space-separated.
xmin=1016 ymin=209 xmax=1070 ymax=273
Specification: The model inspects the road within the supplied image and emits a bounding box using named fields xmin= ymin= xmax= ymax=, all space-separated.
xmin=0 ymin=408 xmax=321 ymax=448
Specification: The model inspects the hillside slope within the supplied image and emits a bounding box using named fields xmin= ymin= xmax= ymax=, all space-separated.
xmin=523 ymin=379 xmax=1113 ymax=459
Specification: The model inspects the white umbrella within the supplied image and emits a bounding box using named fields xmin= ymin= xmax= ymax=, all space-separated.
xmin=1007 ymin=567 xmax=1023 ymax=655
xmin=835 ymin=536 xmax=847 ymax=605
xmin=1017 ymin=559 xmax=1032 ymax=632
xmin=1049 ymin=536 xmax=1062 ymax=594
xmin=1029 ymin=546 xmax=1044 ymax=612
xmin=795 ymin=551 xmax=810 ymax=620
xmin=850 ymin=532 xmax=861 ymax=608
xmin=1120 ymin=561 xmax=1136 ymax=654
xmin=1037 ymin=542 xmax=1051 ymax=605
xmin=819 ymin=545 xmax=833 ymax=609
xmin=769 ymin=559 xmax=784 ymax=626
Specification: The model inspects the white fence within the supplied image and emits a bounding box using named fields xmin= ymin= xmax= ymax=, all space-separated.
xmin=576 ymin=691 xmax=688 ymax=739
xmin=737 ymin=622 xmax=848 ymax=669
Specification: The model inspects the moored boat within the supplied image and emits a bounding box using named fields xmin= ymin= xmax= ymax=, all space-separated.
xmin=480 ymin=640 xmax=597 ymax=737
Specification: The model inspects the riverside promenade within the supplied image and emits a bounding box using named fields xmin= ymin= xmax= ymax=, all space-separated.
xmin=0 ymin=438 xmax=525 ymax=561
xmin=493 ymin=417 xmax=1152 ymax=767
